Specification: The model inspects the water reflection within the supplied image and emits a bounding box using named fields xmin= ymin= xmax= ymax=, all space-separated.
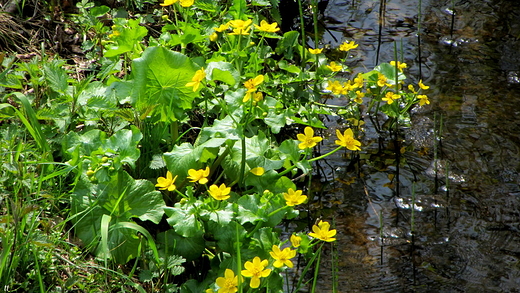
xmin=315 ymin=0 xmax=520 ymax=291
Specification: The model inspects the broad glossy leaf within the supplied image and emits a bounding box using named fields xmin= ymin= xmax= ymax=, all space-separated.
xmin=206 ymin=61 xmax=239 ymax=86
xmin=132 ymin=47 xmax=198 ymax=122
xmin=157 ymin=229 xmax=205 ymax=262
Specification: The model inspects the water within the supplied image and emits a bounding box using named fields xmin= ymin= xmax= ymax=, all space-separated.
xmin=309 ymin=0 xmax=520 ymax=291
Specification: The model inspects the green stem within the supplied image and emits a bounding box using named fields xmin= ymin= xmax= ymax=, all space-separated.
xmin=297 ymin=0 xmax=307 ymax=67
xmin=170 ymin=121 xmax=179 ymax=146
xmin=278 ymin=146 xmax=344 ymax=177
xmin=310 ymin=244 xmax=322 ymax=293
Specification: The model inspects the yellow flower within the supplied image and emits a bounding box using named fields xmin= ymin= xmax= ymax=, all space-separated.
xmin=354 ymin=90 xmax=364 ymax=103
xmin=326 ymin=80 xmax=343 ymax=95
xmin=382 ymin=91 xmax=401 ymax=104
xmin=417 ymin=94 xmax=430 ymax=106
xmin=408 ymin=84 xmax=417 ymax=93
xmin=250 ymin=167 xmax=265 ymax=176
xmin=297 ymin=127 xmax=323 ymax=149
xmin=243 ymin=75 xmax=264 ymax=102
xmin=241 ymin=257 xmax=271 ymax=288
xmin=418 ymin=79 xmax=429 ymax=90
xmin=342 ymin=80 xmax=356 ymax=92
xmin=179 ymin=0 xmax=194 ymax=7
xmin=160 ymin=0 xmax=177 ymax=6
xmin=108 ymin=30 xmax=120 ymax=38
xmin=308 ymin=48 xmax=323 ymax=54
xmin=214 ymin=23 xmax=230 ymax=32
xmin=326 ymin=61 xmax=342 ymax=72
xmin=290 ymin=234 xmax=301 ymax=247
xmin=208 ymin=183 xmax=231 ymax=200
xmin=354 ymin=73 xmax=364 ymax=88
xmin=206 ymin=289 xmax=215 ymax=293
xmin=309 ymin=220 xmax=337 ymax=242
xmin=377 ymin=73 xmax=387 ymax=87
xmin=269 ymin=245 xmax=297 ymax=268
xmin=155 ymin=171 xmax=178 ymax=191
xmin=283 ymin=188 xmax=307 ymax=206
xmin=215 ymin=269 xmax=239 ymax=293
xmin=186 ymin=67 xmax=206 ymax=91
xmin=228 ymin=19 xmax=253 ymax=35
xmin=187 ymin=167 xmax=210 ymax=184
xmin=229 ymin=27 xmax=251 ymax=35
xmin=335 ymin=128 xmax=361 ymax=150
xmin=339 ymin=40 xmax=358 ymax=51
xmin=254 ymin=20 xmax=280 ymax=33
xmin=252 ymin=92 xmax=263 ymax=103
xmin=228 ymin=19 xmax=253 ymax=29
xmin=390 ymin=61 xmax=407 ymax=72
xmin=209 ymin=32 xmax=218 ymax=42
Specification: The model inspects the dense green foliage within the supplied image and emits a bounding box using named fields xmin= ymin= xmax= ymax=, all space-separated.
xmin=0 ymin=0 xmax=429 ymax=291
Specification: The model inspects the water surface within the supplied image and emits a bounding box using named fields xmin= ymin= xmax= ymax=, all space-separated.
xmin=311 ymin=0 xmax=520 ymax=291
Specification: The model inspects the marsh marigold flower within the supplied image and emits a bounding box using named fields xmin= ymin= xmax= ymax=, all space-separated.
xmin=297 ymin=127 xmax=323 ymax=149
xmin=339 ymin=40 xmax=358 ymax=51
xmin=326 ymin=80 xmax=343 ymax=95
xmin=228 ymin=19 xmax=253 ymax=35
xmin=309 ymin=220 xmax=337 ymax=242
xmin=335 ymin=128 xmax=361 ymax=151
xmin=215 ymin=269 xmax=239 ymax=293
xmin=326 ymin=61 xmax=342 ymax=72
xmin=208 ymin=183 xmax=231 ymax=200
xmin=155 ymin=171 xmax=178 ymax=191
xmin=308 ymin=48 xmax=323 ymax=54
xmin=284 ymin=188 xmax=307 ymax=206
xmin=254 ymin=20 xmax=280 ymax=33
xmin=179 ymin=0 xmax=194 ymax=6
xmin=354 ymin=90 xmax=365 ymax=104
xmin=417 ymin=94 xmax=430 ymax=106
xmin=418 ymin=79 xmax=429 ymax=90
xmin=241 ymin=257 xmax=271 ymax=288
xmin=187 ymin=167 xmax=210 ymax=184
xmin=354 ymin=73 xmax=364 ymax=88
xmin=382 ymin=91 xmax=401 ymax=104
xmin=377 ymin=73 xmax=387 ymax=87
xmin=390 ymin=61 xmax=407 ymax=72
xmin=160 ymin=0 xmax=193 ymax=6
xmin=243 ymin=75 xmax=264 ymax=102
xmin=270 ymin=245 xmax=297 ymax=268
xmin=214 ymin=23 xmax=229 ymax=32
xmin=186 ymin=67 xmax=206 ymax=91
xmin=290 ymin=234 xmax=302 ymax=247
xmin=160 ymin=0 xmax=177 ymax=6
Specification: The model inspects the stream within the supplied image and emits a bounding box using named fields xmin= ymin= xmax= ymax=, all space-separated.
xmin=310 ymin=0 xmax=520 ymax=291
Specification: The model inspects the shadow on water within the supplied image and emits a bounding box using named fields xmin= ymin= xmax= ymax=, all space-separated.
xmin=312 ymin=0 xmax=520 ymax=291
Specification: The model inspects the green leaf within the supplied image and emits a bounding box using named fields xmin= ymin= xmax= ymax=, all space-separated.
xmin=212 ymin=220 xmax=246 ymax=253
xmin=164 ymin=204 xmax=204 ymax=238
xmin=278 ymin=60 xmax=301 ymax=74
xmin=206 ymin=61 xmax=239 ymax=86
xmin=157 ymin=229 xmax=205 ymax=262
xmin=276 ymin=31 xmax=299 ymax=59
xmin=132 ymin=47 xmax=198 ymax=122
xmin=163 ymin=137 xmax=227 ymax=181
xmin=44 ymin=60 xmax=69 ymax=94
xmin=70 ymin=170 xmax=166 ymax=263
xmin=374 ymin=62 xmax=406 ymax=84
